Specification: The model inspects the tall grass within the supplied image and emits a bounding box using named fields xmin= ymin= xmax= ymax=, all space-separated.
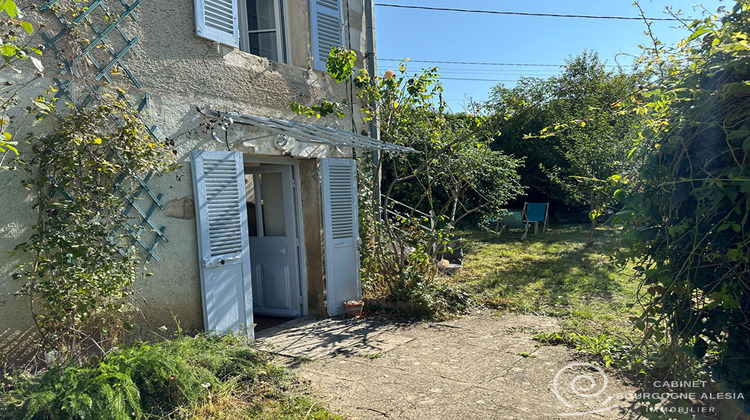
xmin=0 ymin=335 xmax=342 ymax=419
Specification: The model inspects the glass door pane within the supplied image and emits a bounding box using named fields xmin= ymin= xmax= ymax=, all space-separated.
xmin=259 ymin=172 xmax=286 ymax=236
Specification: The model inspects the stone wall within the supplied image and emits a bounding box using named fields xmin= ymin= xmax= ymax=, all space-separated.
xmin=0 ymin=0 xmax=371 ymax=362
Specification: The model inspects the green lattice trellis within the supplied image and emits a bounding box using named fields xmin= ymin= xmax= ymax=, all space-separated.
xmin=40 ymin=0 xmax=168 ymax=261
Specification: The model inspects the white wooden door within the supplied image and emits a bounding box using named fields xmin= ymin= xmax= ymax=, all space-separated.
xmin=321 ymin=158 xmax=361 ymax=316
xmin=191 ymin=150 xmax=254 ymax=340
xmin=245 ymin=165 xmax=302 ymax=317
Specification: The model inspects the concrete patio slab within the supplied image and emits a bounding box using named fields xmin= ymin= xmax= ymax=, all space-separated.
xmin=254 ymin=316 xmax=415 ymax=360
xmin=272 ymin=311 xmax=641 ymax=419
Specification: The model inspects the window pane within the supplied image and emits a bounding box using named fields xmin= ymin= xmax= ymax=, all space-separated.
xmin=248 ymin=32 xmax=279 ymax=62
xmin=247 ymin=0 xmax=276 ymax=31
xmin=244 ymin=174 xmax=259 ymax=237
xmin=259 ymin=173 xmax=286 ymax=236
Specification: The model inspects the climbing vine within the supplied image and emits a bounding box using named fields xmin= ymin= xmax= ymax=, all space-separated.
xmin=0 ymin=0 xmax=43 ymax=168
xmin=13 ymin=95 xmax=178 ymax=355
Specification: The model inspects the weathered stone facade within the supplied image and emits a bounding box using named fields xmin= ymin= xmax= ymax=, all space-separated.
xmin=0 ymin=0 xmax=375 ymax=363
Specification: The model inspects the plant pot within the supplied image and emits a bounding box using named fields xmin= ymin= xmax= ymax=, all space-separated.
xmin=344 ymin=299 xmax=364 ymax=318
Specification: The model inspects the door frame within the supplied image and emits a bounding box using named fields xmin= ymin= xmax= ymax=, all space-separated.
xmin=242 ymin=155 xmax=308 ymax=316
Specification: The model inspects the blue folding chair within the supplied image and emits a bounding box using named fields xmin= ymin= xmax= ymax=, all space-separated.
xmin=521 ymin=202 xmax=549 ymax=240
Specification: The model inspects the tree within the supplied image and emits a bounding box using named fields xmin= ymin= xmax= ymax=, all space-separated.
xmin=486 ymin=77 xmax=565 ymax=204
xmin=294 ymin=53 xmax=524 ymax=314
xmin=487 ymin=51 xmax=643 ymax=246
xmin=380 ymin=110 xmax=523 ymax=227
xmin=354 ymin=63 xmax=523 ymax=310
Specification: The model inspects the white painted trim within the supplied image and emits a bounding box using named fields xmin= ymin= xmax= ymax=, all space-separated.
xmin=237 ymin=0 xmax=289 ymax=63
xmin=242 ymin=155 xmax=298 ymax=165
xmin=281 ymin=0 xmax=292 ymax=65
xmin=291 ymin=160 xmax=309 ymax=316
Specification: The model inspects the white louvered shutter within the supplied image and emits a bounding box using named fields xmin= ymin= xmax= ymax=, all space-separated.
xmin=321 ymin=158 xmax=361 ymax=316
xmin=310 ymin=0 xmax=343 ymax=71
xmin=195 ymin=0 xmax=239 ymax=47
xmin=191 ymin=150 xmax=254 ymax=340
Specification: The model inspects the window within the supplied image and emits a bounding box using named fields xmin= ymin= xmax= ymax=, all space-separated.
xmin=239 ymin=0 xmax=287 ymax=62
xmin=194 ymin=0 xmax=342 ymax=69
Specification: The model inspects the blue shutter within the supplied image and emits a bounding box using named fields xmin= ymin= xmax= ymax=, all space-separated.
xmin=321 ymin=158 xmax=361 ymax=316
xmin=191 ymin=150 xmax=254 ymax=340
xmin=195 ymin=0 xmax=240 ymax=47
xmin=310 ymin=0 xmax=343 ymax=71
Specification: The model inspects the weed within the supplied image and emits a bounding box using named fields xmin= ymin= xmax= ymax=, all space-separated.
xmin=358 ymin=352 xmax=384 ymax=359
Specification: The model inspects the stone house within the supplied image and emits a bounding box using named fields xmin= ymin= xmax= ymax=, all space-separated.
xmin=0 ymin=0 xmax=408 ymax=360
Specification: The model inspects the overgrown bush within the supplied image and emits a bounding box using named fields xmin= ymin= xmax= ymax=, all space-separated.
xmin=617 ymin=1 xmax=750 ymax=393
xmin=0 ymin=335 xmax=286 ymax=419
xmin=357 ymin=165 xmax=472 ymax=317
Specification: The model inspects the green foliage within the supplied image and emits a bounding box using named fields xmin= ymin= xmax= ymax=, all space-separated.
xmin=325 ymin=46 xmax=356 ymax=83
xmin=0 ymin=0 xmax=40 ymax=69
xmin=0 ymin=0 xmax=43 ymax=168
xmin=9 ymin=362 xmax=142 ymax=420
xmin=617 ymin=1 xmax=750 ymax=392
xmin=485 ymin=51 xmax=644 ymax=245
xmin=1 ymin=335 xmax=290 ymax=419
xmin=289 ymin=47 xmax=354 ymax=116
xmin=290 ymin=100 xmax=344 ymax=118
xmin=399 ymin=276 xmax=474 ymax=317
xmin=535 ymin=331 xmax=642 ymax=371
xmin=13 ymin=96 xmax=178 ymax=353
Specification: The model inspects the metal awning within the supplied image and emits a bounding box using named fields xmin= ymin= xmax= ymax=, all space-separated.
xmin=211 ymin=111 xmax=418 ymax=153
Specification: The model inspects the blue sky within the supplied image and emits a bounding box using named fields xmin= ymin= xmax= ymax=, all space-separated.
xmin=374 ymin=1 xmax=728 ymax=112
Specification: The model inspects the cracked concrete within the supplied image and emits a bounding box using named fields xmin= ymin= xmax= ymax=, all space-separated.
xmin=264 ymin=311 xmax=641 ymax=419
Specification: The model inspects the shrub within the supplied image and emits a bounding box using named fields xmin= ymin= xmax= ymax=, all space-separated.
xmin=0 ymin=335 xmax=283 ymax=419
xmin=618 ymin=2 xmax=750 ymax=391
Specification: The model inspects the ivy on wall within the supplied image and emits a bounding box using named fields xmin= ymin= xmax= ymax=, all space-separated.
xmin=1 ymin=0 xmax=179 ymax=357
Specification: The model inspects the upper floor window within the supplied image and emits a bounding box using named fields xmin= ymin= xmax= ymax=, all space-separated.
xmin=194 ymin=0 xmax=342 ymax=70
xmin=239 ymin=0 xmax=287 ymax=63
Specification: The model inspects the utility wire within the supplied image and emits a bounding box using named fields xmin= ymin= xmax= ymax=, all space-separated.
xmin=378 ymin=58 xmax=635 ymax=69
xmin=377 ymin=72 xmax=536 ymax=83
xmin=379 ymin=58 xmax=561 ymax=67
xmin=441 ymin=77 xmax=518 ymax=82
xmin=374 ymin=4 xmax=681 ymax=21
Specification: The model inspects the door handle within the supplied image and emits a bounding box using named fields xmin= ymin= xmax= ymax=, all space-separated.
xmin=204 ymin=254 xmax=241 ymax=268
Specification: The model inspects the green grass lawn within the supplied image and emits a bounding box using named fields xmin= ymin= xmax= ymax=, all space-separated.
xmin=450 ymin=223 xmax=640 ymax=340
